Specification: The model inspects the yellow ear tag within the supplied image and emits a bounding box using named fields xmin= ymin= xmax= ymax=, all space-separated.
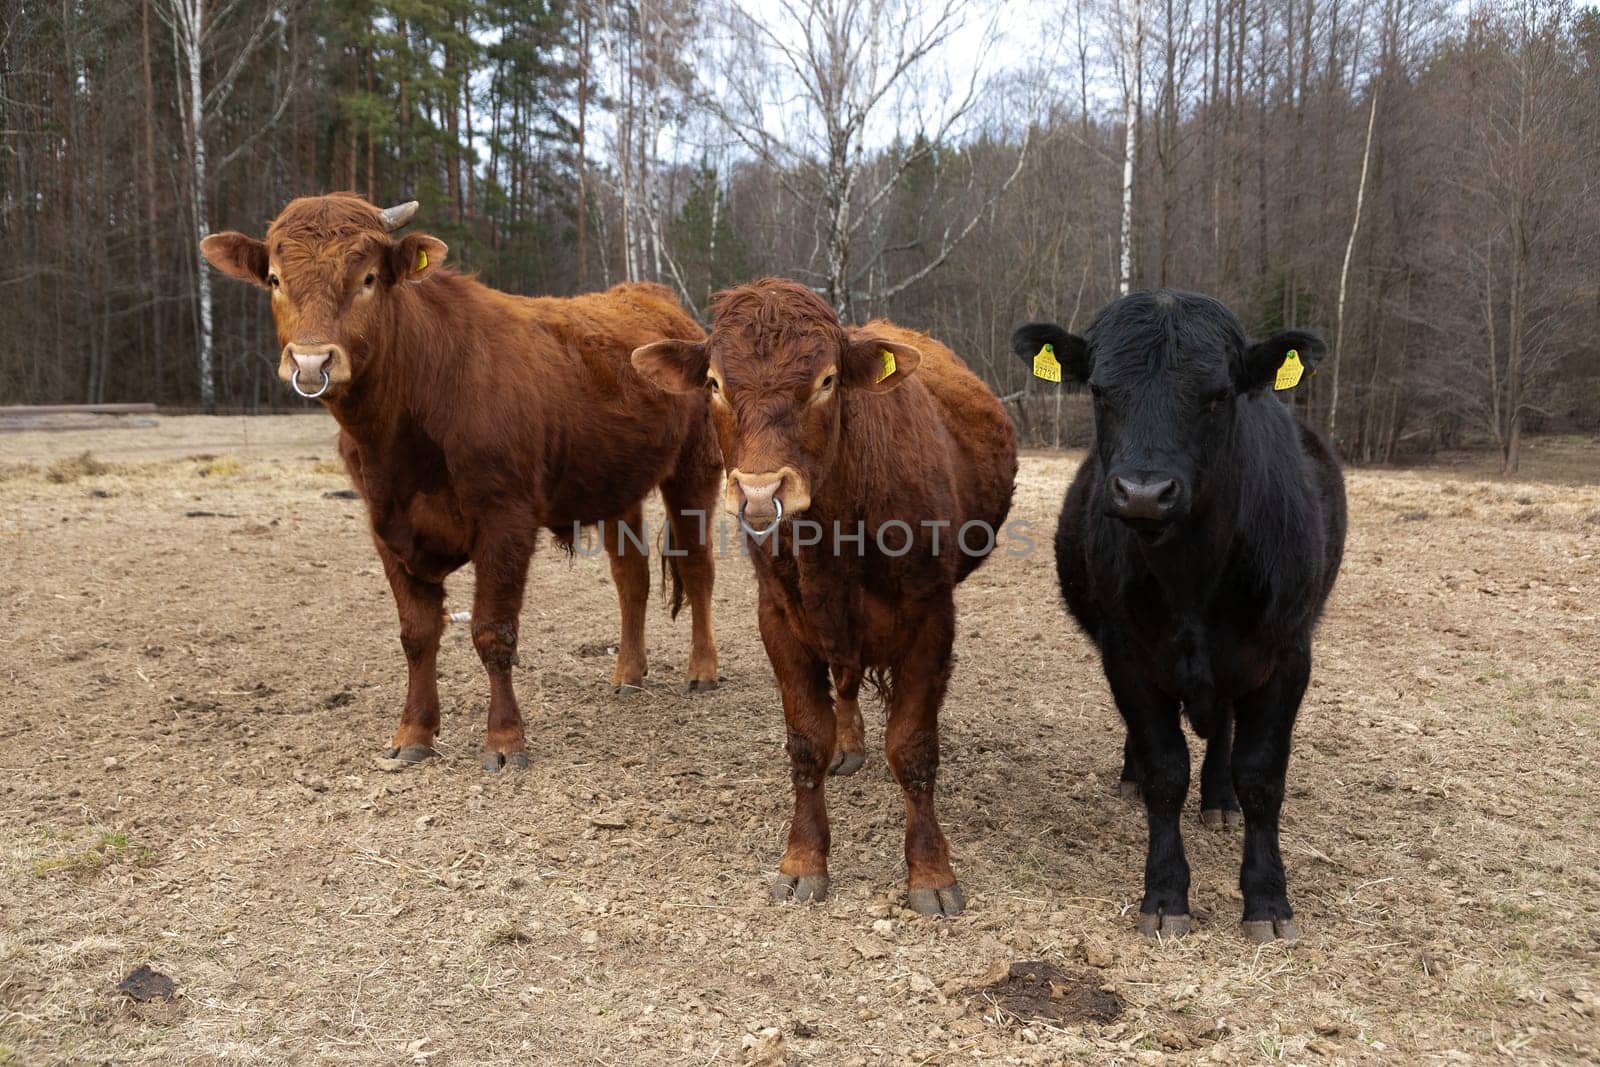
xmin=1032 ymin=343 xmax=1062 ymax=383
xmin=1274 ymin=350 xmax=1304 ymax=391
xmin=414 ymin=248 xmax=428 ymax=273
xmin=876 ymin=349 xmax=896 ymax=383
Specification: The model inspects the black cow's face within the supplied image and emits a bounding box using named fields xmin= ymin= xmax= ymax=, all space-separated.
xmin=1012 ymin=291 xmax=1324 ymax=541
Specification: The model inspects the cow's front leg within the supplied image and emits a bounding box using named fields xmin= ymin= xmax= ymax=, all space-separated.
xmin=758 ymin=594 xmax=834 ymax=904
xmin=1233 ymin=643 xmax=1309 ymax=941
xmin=887 ymin=601 xmax=962 ymax=917
xmin=377 ymin=542 xmax=447 ymax=762
xmin=470 ymin=530 xmax=535 ymax=772
xmin=1105 ymin=640 xmax=1191 ymax=937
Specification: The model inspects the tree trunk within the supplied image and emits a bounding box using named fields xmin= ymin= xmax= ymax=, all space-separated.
xmin=461 ymin=12 xmax=474 ymax=225
xmin=576 ymin=4 xmax=590 ymax=287
xmin=1502 ymin=410 xmax=1522 ymax=475
xmin=365 ymin=47 xmax=376 ymax=200
xmin=1330 ymin=86 xmax=1378 ymax=438
xmin=175 ymin=0 xmax=216 ymax=409
xmin=1118 ymin=0 xmax=1143 ymax=294
xmin=142 ymin=0 xmax=163 ymax=393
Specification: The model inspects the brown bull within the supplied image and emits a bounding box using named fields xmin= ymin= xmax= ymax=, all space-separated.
xmin=633 ymin=278 xmax=1017 ymax=915
xmin=201 ymin=193 xmax=721 ymax=770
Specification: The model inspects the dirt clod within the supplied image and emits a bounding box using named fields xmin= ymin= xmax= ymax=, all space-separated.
xmin=116 ymin=966 xmax=175 ymax=1002
xmin=969 ymin=961 xmax=1122 ymax=1026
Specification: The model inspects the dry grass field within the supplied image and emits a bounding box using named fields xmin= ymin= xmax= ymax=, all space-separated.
xmin=2 ymin=414 xmax=1597 ymax=1065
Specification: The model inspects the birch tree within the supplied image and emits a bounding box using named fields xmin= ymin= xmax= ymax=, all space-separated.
xmin=1115 ymin=0 xmax=1145 ymax=294
xmin=706 ymin=0 xmax=1028 ymax=319
xmin=158 ymin=0 xmax=293 ymax=409
xmin=1328 ymin=86 xmax=1378 ymax=437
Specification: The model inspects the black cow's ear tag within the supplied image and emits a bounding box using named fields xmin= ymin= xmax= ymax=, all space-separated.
xmin=1033 ymin=343 xmax=1062 ymax=383
xmin=1274 ymin=349 xmax=1305 ymax=391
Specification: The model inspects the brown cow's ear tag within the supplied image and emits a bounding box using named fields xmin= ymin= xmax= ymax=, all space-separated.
xmin=414 ymin=248 xmax=429 ymax=273
xmin=876 ymin=349 xmax=896 ymax=383
xmin=1274 ymin=350 xmax=1305 ymax=391
xmin=1032 ymin=343 xmax=1062 ymax=383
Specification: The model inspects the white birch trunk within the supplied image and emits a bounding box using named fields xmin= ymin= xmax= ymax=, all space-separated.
xmin=169 ymin=0 xmax=215 ymax=409
xmin=1329 ymin=86 xmax=1378 ymax=436
xmin=1118 ymin=0 xmax=1144 ymax=295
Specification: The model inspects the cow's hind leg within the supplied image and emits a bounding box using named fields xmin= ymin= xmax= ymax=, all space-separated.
xmin=829 ymin=665 xmax=867 ymax=777
xmin=759 ymin=594 xmax=834 ymax=905
xmin=1199 ymin=705 xmax=1242 ymax=830
xmin=1233 ymin=643 xmax=1310 ymax=942
xmin=1118 ymin=732 xmax=1142 ymax=801
xmin=659 ymin=456 xmax=719 ymax=691
xmin=470 ymin=527 xmax=536 ymax=771
xmin=377 ymin=543 xmax=447 ymax=762
xmin=1105 ymin=639 xmax=1191 ymax=937
xmin=888 ymin=601 xmax=963 ymax=917
xmin=603 ymin=501 xmax=650 ymax=692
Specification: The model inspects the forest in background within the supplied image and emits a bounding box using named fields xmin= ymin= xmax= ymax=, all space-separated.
xmin=3 ymin=0 xmax=1597 ymax=471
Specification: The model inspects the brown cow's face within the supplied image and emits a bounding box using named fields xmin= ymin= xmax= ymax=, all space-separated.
xmin=632 ymin=280 xmax=921 ymax=534
xmin=200 ymin=195 xmax=446 ymax=400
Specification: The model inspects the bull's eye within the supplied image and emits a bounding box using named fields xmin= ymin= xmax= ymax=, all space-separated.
xmin=707 ymin=377 xmax=721 ymax=394
xmin=1089 ymin=384 xmax=1105 ymax=402
xmin=268 ymin=273 xmax=280 ymax=290
xmin=1205 ymin=390 xmax=1231 ymax=414
xmin=363 ymin=272 xmax=376 ymax=287
xmin=821 ymin=374 xmax=835 ymax=390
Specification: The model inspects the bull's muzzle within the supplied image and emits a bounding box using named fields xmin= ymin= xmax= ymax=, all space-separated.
xmin=279 ymin=342 xmax=347 ymax=399
xmin=291 ymin=367 xmax=331 ymax=399
xmin=739 ymin=496 xmax=783 ymax=538
xmin=729 ymin=467 xmax=808 ymax=539
xmin=1110 ymin=476 xmax=1180 ymax=522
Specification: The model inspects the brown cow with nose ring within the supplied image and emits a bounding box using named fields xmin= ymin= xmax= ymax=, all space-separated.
xmin=633 ymin=278 xmax=1016 ymax=915
xmin=201 ymin=193 xmax=723 ymax=771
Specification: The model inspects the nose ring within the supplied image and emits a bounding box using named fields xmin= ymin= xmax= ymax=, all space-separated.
xmin=291 ymin=367 xmax=331 ymax=399
xmin=739 ymin=496 xmax=784 ymax=539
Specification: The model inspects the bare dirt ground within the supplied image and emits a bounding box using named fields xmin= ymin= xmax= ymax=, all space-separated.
xmin=2 ymin=415 xmax=1597 ymax=1065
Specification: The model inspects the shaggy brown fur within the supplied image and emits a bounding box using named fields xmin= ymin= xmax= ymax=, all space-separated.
xmin=633 ymin=278 xmax=1016 ymax=914
xmin=201 ymin=192 xmax=722 ymax=771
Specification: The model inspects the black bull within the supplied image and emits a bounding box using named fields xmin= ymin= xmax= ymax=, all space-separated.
xmin=1014 ymin=289 xmax=1347 ymax=942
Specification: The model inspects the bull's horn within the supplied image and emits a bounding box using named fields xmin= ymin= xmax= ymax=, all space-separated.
xmin=378 ymin=201 xmax=419 ymax=231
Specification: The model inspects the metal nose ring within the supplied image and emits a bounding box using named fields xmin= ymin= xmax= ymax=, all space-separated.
xmin=291 ymin=368 xmax=331 ymax=399
xmin=738 ymin=496 xmax=784 ymax=539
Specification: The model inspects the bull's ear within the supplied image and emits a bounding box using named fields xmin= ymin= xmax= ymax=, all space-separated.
xmin=631 ymin=339 xmax=710 ymax=393
xmin=200 ymin=232 xmax=269 ymax=288
xmin=842 ymin=337 xmax=921 ymax=393
xmin=1237 ymin=329 xmax=1327 ymax=393
xmin=1011 ymin=322 xmax=1089 ymax=384
xmin=388 ymin=233 xmax=447 ymax=284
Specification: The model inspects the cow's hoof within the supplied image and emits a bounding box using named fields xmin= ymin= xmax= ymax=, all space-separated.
xmin=612 ymin=683 xmax=645 ymax=697
xmin=1137 ymin=911 xmax=1192 ymax=938
xmin=771 ymin=872 xmax=829 ymax=904
xmin=1201 ymin=808 xmax=1243 ymax=831
xmin=907 ymin=883 xmax=966 ymax=918
xmin=481 ymin=750 xmax=530 ymax=772
xmin=688 ymin=677 xmax=719 ymax=693
xmin=1119 ymin=779 xmax=1142 ymax=802
xmin=384 ymin=745 xmax=438 ymax=764
xmin=1241 ymin=918 xmax=1298 ymax=943
xmin=829 ymin=749 xmax=866 ymax=777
